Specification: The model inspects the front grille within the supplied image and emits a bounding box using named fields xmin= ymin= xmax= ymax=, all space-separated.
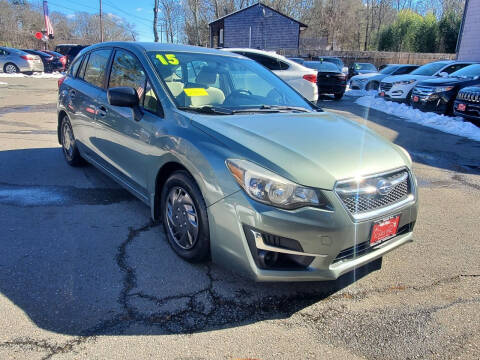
xmin=380 ymin=82 xmax=392 ymax=91
xmin=335 ymin=169 xmax=411 ymax=217
xmin=412 ymin=86 xmax=434 ymax=96
xmin=332 ymin=222 xmax=415 ymax=263
xmin=457 ymin=90 xmax=480 ymax=103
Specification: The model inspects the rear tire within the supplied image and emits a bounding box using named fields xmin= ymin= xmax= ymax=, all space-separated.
xmin=161 ymin=171 xmax=210 ymax=262
xmin=60 ymin=115 xmax=83 ymax=166
xmin=3 ymin=63 xmax=19 ymax=74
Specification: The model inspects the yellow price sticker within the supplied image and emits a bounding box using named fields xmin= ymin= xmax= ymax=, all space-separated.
xmin=156 ymin=53 xmax=179 ymax=65
xmin=184 ymin=88 xmax=208 ymax=97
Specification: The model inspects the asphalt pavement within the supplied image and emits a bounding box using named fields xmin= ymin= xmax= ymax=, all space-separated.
xmin=0 ymin=78 xmax=478 ymax=359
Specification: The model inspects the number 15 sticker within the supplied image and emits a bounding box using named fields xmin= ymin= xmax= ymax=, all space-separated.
xmin=156 ymin=54 xmax=179 ymax=65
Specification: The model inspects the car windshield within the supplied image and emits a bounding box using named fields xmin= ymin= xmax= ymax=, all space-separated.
xmin=148 ymin=51 xmax=315 ymax=113
xmin=379 ymin=65 xmax=398 ymax=74
xmin=448 ymin=64 xmax=480 ymax=79
xmin=304 ymin=61 xmax=338 ymax=72
xmin=355 ymin=63 xmax=376 ymax=70
xmin=410 ymin=62 xmax=449 ymax=76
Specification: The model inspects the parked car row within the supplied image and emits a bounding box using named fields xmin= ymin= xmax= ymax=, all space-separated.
xmin=379 ymin=61 xmax=480 ymax=124
xmin=0 ymin=46 xmax=66 ymax=74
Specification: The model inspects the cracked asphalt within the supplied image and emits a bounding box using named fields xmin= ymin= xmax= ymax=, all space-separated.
xmin=0 ymin=78 xmax=479 ymax=360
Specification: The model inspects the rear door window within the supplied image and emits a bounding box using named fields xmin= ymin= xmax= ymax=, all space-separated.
xmin=82 ymin=49 xmax=111 ymax=88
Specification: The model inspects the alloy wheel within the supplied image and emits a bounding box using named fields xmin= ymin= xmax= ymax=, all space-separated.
xmin=62 ymin=121 xmax=74 ymax=161
xmin=5 ymin=64 xmax=18 ymax=74
xmin=165 ymin=186 xmax=199 ymax=250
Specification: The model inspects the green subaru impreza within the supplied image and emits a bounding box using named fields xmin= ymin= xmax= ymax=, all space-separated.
xmin=57 ymin=42 xmax=418 ymax=281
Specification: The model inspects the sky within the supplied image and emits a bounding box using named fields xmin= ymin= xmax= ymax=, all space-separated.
xmin=43 ymin=0 xmax=158 ymax=42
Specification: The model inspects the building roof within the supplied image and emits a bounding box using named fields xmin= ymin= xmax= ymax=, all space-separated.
xmin=208 ymin=2 xmax=308 ymax=29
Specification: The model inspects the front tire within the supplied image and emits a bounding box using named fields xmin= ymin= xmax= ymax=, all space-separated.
xmin=366 ymin=81 xmax=379 ymax=91
xmin=60 ymin=115 xmax=83 ymax=166
xmin=161 ymin=171 xmax=210 ymax=262
xmin=4 ymin=63 xmax=19 ymax=74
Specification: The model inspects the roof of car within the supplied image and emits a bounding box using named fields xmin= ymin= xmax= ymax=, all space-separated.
xmin=222 ymin=48 xmax=308 ymax=68
xmin=82 ymin=42 xmax=243 ymax=58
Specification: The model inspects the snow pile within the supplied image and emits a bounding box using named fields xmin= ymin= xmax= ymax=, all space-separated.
xmin=0 ymin=81 xmax=7 ymax=85
xmin=356 ymin=95 xmax=480 ymax=142
xmin=0 ymin=72 xmax=64 ymax=78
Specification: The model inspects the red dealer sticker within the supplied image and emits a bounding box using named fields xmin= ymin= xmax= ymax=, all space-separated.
xmin=370 ymin=216 xmax=400 ymax=246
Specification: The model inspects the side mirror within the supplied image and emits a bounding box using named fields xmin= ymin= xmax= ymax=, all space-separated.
xmin=438 ymin=72 xmax=448 ymax=78
xmin=107 ymin=87 xmax=139 ymax=108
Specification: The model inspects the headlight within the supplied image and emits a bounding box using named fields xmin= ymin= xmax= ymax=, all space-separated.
xmin=434 ymin=86 xmax=454 ymax=93
xmin=226 ymin=159 xmax=330 ymax=210
xmin=393 ymin=79 xmax=415 ymax=85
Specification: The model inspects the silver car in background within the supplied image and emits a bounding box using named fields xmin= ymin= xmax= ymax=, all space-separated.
xmin=0 ymin=46 xmax=44 ymax=74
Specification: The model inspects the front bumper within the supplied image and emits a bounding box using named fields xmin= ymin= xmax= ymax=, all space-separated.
xmin=453 ymin=100 xmax=480 ymax=125
xmin=410 ymin=94 xmax=450 ymax=114
xmin=380 ymin=83 xmax=414 ymax=101
xmin=349 ymin=79 xmax=367 ymax=90
xmin=208 ymin=184 xmax=418 ymax=282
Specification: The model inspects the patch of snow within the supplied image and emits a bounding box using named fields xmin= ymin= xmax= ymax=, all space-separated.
xmin=0 ymin=81 xmax=7 ymax=85
xmin=356 ymin=95 xmax=480 ymax=142
xmin=0 ymin=72 xmax=64 ymax=78
xmin=345 ymin=88 xmax=378 ymax=97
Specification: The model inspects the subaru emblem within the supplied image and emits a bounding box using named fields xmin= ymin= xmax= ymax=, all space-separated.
xmin=376 ymin=179 xmax=394 ymax=195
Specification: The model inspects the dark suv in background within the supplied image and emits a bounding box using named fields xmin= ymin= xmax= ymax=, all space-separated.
xmin=55 ymin=44 xmax=88 ymax=68
xmin=411 ymin=64 xmax=480 ymax=115
xmin=454 ymin=86 xmax=480 ymax=125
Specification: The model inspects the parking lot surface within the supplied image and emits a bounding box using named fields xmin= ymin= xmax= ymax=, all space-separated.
xmin=0 ymin=78 xmax=479 ymax=359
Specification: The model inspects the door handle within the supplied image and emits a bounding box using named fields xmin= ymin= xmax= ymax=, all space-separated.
xmin=97 ymin=105 xmax=107 ymax=117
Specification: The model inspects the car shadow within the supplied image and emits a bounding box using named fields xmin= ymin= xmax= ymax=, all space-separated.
xmin=0 ymin=147 xmax=382 ymax=336
xmin=318 ymin=97 xmax=480 ymax=175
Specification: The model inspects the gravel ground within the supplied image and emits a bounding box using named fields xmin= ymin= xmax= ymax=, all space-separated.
xmin=0 ymin=79 xmax=478 ymax=360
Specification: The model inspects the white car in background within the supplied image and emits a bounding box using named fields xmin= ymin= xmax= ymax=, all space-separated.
xmin=379 ymin=61 xmax=476 ymax=103
xmin=223 ymin=48 xmax=318 ymax=102
xmin=349 ymin=64 xmax=419 ymax=91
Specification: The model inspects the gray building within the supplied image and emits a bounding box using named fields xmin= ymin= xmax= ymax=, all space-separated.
xmin=457 ymin=0 xmax=480 ymax=61
xmin=209 ymin=2 xmax=307 ymax=51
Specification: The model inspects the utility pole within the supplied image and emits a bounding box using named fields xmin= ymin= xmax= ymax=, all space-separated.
xmin=153 ymin=0 xmax=159 ymax=42
xmin=99 ymin=0 xmax=104 ymax=42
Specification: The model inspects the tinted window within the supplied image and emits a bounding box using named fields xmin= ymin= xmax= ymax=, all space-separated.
xmin=449 ymin=64 xmax=480 ymax=78
xmin=109 ymin=50 xmax=146 ymax=100
xmin=442 ymin=63 xmax=470 ymax=74
xmin=82 ymin=49 xmax=111 ymax=88
xmin=68 ymin=55 xmax=83 ymax=77
xmin=241 ymin=53 xmax=289 ymax=71
xmin=318 ymin=58 xmax=343 ymax=70
xmin=393 ymin=66 xmax=415 ymax=75
xmin=380 ymin=65 xmax=398 ymax=74
xmin=410 ymin=62 xmax=449 ymax=76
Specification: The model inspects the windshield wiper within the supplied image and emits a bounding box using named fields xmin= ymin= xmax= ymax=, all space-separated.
xmin=178 ymin=106 xmax=233 ymax=115
xmin=231 ymin=105 xmax=312 ymax=114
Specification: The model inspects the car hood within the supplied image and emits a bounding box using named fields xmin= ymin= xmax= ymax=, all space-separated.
xmin=351 ymin=73 xmax=382 ymax=80
xmin=417 ymin=77 xmax=471 ymax=87
xmin=190 ymin=111 xmax=409 ymax=190
xmin=356 ymin=70 xmax=377 ymax=75
xmin=382 ymin=74 xmax=432 ymax=83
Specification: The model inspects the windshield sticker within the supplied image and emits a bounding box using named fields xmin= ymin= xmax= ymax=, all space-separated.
xmin=156 ymin=54 xmax=179 ymax=65
xmin=184 ymin=88 xmax=208 ymax=97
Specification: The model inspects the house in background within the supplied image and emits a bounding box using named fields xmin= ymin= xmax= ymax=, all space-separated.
xmin=208 ymin=2 xmax=307 ymax=51
xmin=457 ymin=0 xmax=480 ymax=61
